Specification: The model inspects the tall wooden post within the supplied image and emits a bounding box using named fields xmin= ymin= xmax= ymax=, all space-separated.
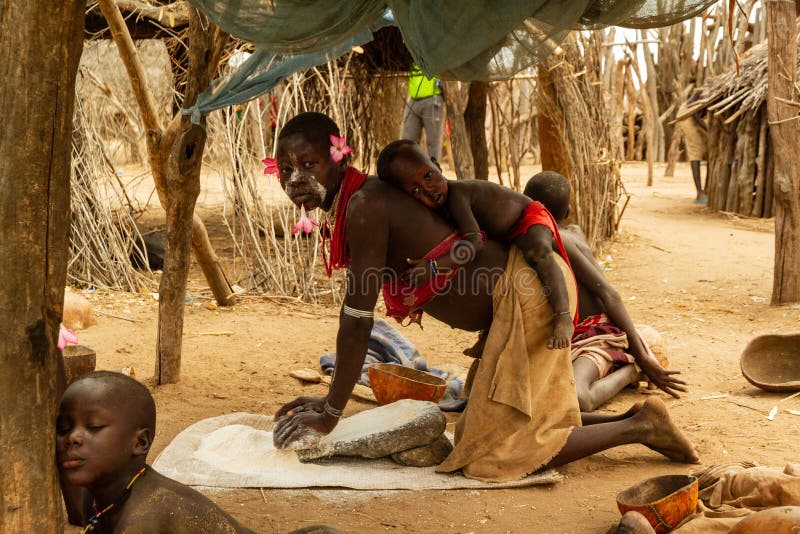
xmin=0 ymin=1 xmax=84 ymax=530
xmin=766 ymin=0 xmax=800 ymax=303
xmin=98 ymin=0 xmax=231 ymax=383
xmin=464 ymin=81 xmax=489 ymax=180
xmin=443 ymin=81 xmax=475 ymax=180
xmin=537 ymin=63 xmax=571 ymax=178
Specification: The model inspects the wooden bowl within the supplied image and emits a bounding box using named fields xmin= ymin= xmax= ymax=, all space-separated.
xmin=740 ymin=334 xmax=800 ymax=392
xmin=616 ymin=474 xmax=698 ymax=534
xmin=367 ymin=363 xmax=448 ymax=405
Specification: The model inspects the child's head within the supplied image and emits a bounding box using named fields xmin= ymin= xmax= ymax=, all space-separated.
xmin=56 ymin=371 xmax=156 ymax=490
xmin=276 ymin=112 xmax=346 ymax=211
xmin=377 ymin=140 xmax=448 ymax=209
xmin=523 ymin=171 xmax=571 ymax=222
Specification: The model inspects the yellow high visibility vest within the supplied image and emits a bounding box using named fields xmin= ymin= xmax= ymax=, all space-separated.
xmin=408 ymin=63 xmax=442 ymax=100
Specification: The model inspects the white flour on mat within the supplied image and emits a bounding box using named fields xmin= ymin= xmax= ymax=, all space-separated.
xmin=194 ymin=424 xmax=317 ymax=474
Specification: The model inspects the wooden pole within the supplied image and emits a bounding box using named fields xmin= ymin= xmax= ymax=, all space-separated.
xmin=0 ymin=1 xmax=83 ymax=531
xmin=443 ymin=81 xmax=475 ymax=180
xmin=766 ymin=0 xmax=800 ymax=303
xmin=537 ymin=62 xmax=571 ymax=178
xmin=97 ymin=0 xmax=233 ymax=383
xmin=464 ymin=81 xmax=489 ymax=180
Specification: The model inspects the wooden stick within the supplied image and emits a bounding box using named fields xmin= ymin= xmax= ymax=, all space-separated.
xmin=94 ymin=309 xmax=144 ymax=323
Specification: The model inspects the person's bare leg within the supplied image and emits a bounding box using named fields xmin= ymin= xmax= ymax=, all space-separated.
xmin=581 ymin=402 xmax=643 ymax=425
xmin=690 ymin=160 xmax=706 ymax=203
xmin=574 ymin=358 xmax=639 ymax=412
xmin=542 ymin=396 xmax=699 ymax=469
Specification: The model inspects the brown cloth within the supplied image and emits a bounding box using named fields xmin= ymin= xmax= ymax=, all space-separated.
xmin=436 ymin=246 xmax=580 ymax=482
xmin=676 ymin=102 xmax=708 ymax=161
xmin=671 ymin=461 xmax=800 ymax=533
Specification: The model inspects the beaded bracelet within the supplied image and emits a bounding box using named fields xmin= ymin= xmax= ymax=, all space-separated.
xmin=428 ymin=258 xmax=439 ymax=277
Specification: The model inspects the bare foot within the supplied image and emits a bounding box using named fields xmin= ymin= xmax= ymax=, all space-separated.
xmin=633 ymin=397 xmax=700 ymax=463
xmin=620 ymin=401 xmax=644 ymax=419
xmin=606 ymin=511 xmax=656 ymax=534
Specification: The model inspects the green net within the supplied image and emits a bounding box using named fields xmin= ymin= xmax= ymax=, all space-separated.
xmin=186 ymin=0 xmax=719 ymax=119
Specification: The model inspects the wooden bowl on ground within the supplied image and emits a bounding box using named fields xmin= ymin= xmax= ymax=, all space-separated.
xmin=740 ymin=334 xmax=800 ymax=392
xmin=616 ymin=474 xmax=698 ymax=534
xmin=62 ymin=344 xmax=96 ymax=385
xmin=367 ymin=363 xmax=448 ymax=405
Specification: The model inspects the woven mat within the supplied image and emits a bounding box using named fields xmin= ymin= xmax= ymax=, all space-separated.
xmin=153 ymin=413 xmax=562 ymax=490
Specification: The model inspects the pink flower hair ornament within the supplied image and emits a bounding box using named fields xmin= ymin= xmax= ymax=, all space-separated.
xmin=262 ymin=157 xmax=279 ymax=180
xmin=329 ymin=134 xmax=353 ymax=163
xmin=292 ymin=205 xmax=319 ymax=236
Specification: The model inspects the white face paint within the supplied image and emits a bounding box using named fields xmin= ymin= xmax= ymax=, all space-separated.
xmin=278 ymin=134 xmax=337 ymax=211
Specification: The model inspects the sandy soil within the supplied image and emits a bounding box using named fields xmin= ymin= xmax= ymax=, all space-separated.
xmin=71 ymin=161 xmax=799 ymax=533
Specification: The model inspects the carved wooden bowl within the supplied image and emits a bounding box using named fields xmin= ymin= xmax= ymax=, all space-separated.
xmin=368 ymin=363 xmax=447 ymax=405
xmin=740 ymin=334 xmax=800 ymax=392
xmin=616 ymin=474 xmax=698 ymax=534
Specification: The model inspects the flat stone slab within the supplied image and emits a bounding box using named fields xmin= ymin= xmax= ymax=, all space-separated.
xmin=297 ymin=400 xmax=445 ymax=462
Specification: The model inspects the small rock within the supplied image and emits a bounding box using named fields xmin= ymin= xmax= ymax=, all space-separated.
xmin=390 ymin=434 xmax=453 ymax=467
xmin=207 ymin=301 xmax=218 ymax=311
xmin=297 ymin=400 xmax=445 ymax=461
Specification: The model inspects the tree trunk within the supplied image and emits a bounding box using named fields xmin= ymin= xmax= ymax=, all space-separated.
xmin=443 ymin=81 xmax=474 ymax=180
xmin=464 ymin=81 xmax=489 ymax=180
xmin=0 ymin=1 xmax=83 ymax=531
xmin=766 ymin=0 xmax=800 ymax=303
xmin=98 ymin=0 xmax=230 ymax=383
xmin=537 ymin=62 xmax=571 ymax=178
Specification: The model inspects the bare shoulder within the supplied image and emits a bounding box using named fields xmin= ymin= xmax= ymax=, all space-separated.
xmin=118 ymin=471 xmax=255 ymax=533
xmin=345 ymin=176 xmax=388 ymax=222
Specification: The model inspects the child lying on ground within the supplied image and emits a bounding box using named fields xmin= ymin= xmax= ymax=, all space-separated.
xmin=56 ymin=371 xmax=258 ymax=533
xmin=524 ymin=171 xmax=686 ymax=410
xmin=377 ymin=140 xmax=576 ymax=349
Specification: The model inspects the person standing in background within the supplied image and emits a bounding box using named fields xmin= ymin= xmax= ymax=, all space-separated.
xmin=400 ymin=62 xmax=444 ymax=161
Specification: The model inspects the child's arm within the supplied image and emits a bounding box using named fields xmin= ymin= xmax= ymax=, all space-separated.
xmin=401 ymin=188 xmax=484 ymax=286
xmin=517 ymin=226 xmax=574 ymax=349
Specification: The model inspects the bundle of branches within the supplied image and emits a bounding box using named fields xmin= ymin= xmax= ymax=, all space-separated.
xmin=537 ymin=33 xmax=625 ymax=248
xmin=487 ymin=77 xmax=538 ymax=190
xmin=69 ymin=94 xmax=155 ymax=292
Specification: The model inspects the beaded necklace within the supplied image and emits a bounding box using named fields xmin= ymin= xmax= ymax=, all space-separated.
xmin=82 ymin=466 xmax=146 ymax=533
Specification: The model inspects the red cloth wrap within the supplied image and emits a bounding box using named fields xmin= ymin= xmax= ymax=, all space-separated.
xmin=572 ymin=313 xmax=630 ymax=363
xmin=322 ymin=166 xmax=367 ymax=276
xmin=383 ymin=232 xmax=485 ymax=325
xmin=506 ymin=200 xmax=578 ymax=325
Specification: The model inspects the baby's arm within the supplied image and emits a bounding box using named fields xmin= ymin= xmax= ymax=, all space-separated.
xmin=516 ymin=226 xmax=573 ymax=349
xmin=438 ymin=187 xmax=484 ymax=270
xmin=402 ymin=187 xmax=484 ymax=286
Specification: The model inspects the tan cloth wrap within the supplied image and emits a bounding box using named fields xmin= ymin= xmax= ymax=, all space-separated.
xmin=677 ymin=102 xmax=708 ymax=161
xmin=436 ymin=247 xmax=580 ymax=482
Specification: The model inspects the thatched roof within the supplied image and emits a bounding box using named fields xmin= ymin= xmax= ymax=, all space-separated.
xmin=678 ymin=27 xmax=800 ymax=125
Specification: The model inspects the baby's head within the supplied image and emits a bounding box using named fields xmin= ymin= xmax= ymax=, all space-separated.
xmin=377 ymin=140 xmax=448 ymax=209
xmin=276 ymin=112 xmax=347 ymax=211
xmin=523 ymin=171 xmax=571 ymax=222
xmin=56 ymin=371 xmax=156 ymax=490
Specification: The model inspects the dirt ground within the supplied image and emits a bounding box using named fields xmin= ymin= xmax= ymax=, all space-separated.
xmin=71 ymin=161 xmax=800 ymax=533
